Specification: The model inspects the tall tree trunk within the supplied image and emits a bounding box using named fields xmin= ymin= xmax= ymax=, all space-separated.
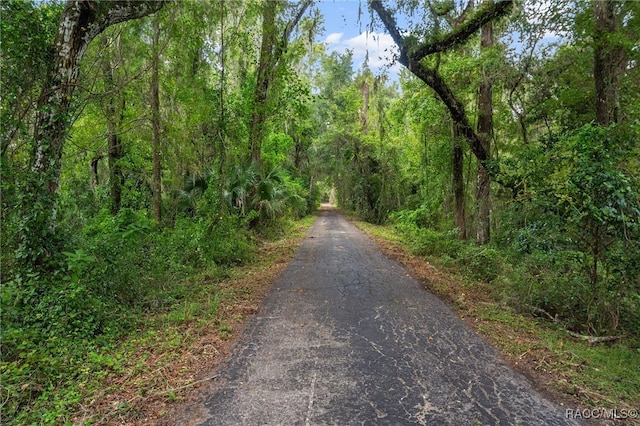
xmin=452 ymin=123 xmax=466 ymax=240
xmin=20 ymin=0 xmax=165 ymax=268
xmin=476 ymin=17 xmax=494 ymax=245
xmin=108 ymin=126 xmax=125 ymax=215
xmin=249 ymin=0 xmax=277 ymax=165
xmin=360 ymin=80 xmax=370 ymax=131
xmin=100 ymin=34 xmax=125 ymax=215
xmin=438 ymin=3 xmax=474 ymax=242
xmin=593 ymin=0 xmax=624 ymax=126
xmin=249 ymin=0 xmax=312 ymax=165
xmin=294 ymin=136 xmax=303 ymax=170
xmin=90 ymin=156 xmax=102 ymax=189
xmin=151 ymin=14 xmax=162 ymax=224
xmin=217 ymin=0 xmax=227 ymax=176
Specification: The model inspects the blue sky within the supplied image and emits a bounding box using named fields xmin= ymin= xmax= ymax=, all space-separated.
xmin=315 ymin=1 xmax=401 ymax=78
xmin=312 ymin=0 xmax=565 ymax=81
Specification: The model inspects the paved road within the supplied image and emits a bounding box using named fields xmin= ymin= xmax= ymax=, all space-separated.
xmin=179 ymin=208 xmax=580 ymax=425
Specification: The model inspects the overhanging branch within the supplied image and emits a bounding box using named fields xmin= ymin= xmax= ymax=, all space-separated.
xmin=283 ymin=0 xmax=313 ymax=43
xmin=369 ymin=0 xmax=513 ymax=177
xmin=369 ymin=1 xmax=408 ymax=65
xmin=411 ymin=0 xmax=513 ymax=62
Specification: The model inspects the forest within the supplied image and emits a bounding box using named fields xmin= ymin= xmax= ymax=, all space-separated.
xmin=1 ymin=0 xmax=639 ymax=423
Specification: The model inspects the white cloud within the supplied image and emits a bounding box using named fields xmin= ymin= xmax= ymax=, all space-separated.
xmin=325 ymin=32 xmax=344 ymax=45
xmin=326 ymin=30 xmax=400 ymax=74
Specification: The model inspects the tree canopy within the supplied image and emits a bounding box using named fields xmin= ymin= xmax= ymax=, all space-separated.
xmin=1 ymin=1 xmax=639 ymax=423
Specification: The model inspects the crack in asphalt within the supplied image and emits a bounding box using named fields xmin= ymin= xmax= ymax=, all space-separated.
xmin=175 ymin=208 xmax=581 ymax=425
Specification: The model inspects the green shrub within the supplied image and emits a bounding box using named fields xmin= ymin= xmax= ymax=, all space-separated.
xmin=1 ymin=190 xmax=260 ymax=423
xmin=392 ymin=218 xmax=465 ymax=260
xmin=224 ymin=163 xmax=309 ymax=228
xmin=458 ymin=246 xmax=503 ymax=283
xmin=392 ymin=208 xmax=500 ymax=280
xmin=496 ymin=124 xmax=640 ymax=335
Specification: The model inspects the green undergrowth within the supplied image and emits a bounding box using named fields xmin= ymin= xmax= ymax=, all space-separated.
xmin=354 ymin=219 xmax=640 ymax=413
xmin=1 ymin=214 xmax=316 ymax=425
xmin=475 ymin=304 xmax=640 ymax=410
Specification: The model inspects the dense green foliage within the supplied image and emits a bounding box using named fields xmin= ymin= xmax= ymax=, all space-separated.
xmin=310 ymin=1 xmax=640 ymax=340
xmin=302 ymin=1 xmax=640 ymax=338
xmin=1 ymin=1 xmax=320 ymax=422
xmin=494 ymin=124 xmax=640 ymax=334
xmin=1 ymin=0 xmax=639 ymax=423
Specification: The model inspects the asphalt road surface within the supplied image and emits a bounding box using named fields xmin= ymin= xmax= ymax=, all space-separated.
xmin=178 ymin=207 xmax=580 ymax=425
